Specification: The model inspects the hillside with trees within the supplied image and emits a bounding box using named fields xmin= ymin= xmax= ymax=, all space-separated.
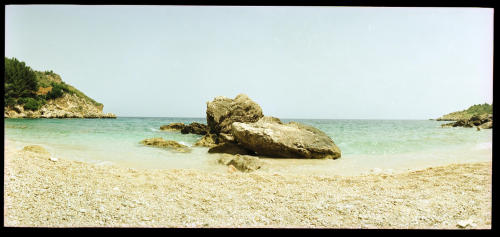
xmin=4 ymin=57 xmax=114 ymax=118
xmin=437 ymin=103 xmax=493 ymax=121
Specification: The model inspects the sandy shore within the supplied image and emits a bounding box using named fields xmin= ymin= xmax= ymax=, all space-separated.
xmin=4 ymin=141 xmax=492 ymax=228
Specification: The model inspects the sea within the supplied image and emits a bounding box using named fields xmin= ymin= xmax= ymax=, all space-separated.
xmin=4 ymin=117 xmax=493 ymax=176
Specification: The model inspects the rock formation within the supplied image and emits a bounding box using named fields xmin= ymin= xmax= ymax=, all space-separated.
xmin=194 ymin=94 xmax=342 ymax=159
xmin=160 ymin=123 xmax=186 ymax=131
xmin=180 ymin=122 xmax=208 ymax=135
xmin=441 ymin=114 xmax=493 ymax=129
xmin=4 ymin=91 xmax=116 ymax=119
xmin=231 ymin=117 xmax=342 ymax=159
xmin=194 ymin=134 xmax=218 ymax=148
xmin=206 ymin=94 xmax=264 ymax=134
xmin=217 ymin=154 xmax=263 ymax=172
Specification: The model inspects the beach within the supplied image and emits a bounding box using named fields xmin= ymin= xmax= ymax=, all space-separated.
xmin=4 ymin=139 xmax=492 ymax=228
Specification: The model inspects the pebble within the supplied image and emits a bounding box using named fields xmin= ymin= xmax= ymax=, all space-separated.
xmin=79 ymin=209 xmax=87 ymax=213
xmin=457 ymin=219 xmax=476 ymax=228
xmin=227 ymin=165 xmax=237 ymax=173
xmin=49 ymin=157 xmax=58 ymax=162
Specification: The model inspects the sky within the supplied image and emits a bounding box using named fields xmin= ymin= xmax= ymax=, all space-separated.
xmin=5 ymin=5 xmax=493 ymax=119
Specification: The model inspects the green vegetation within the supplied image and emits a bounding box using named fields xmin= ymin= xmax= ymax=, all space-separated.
xmin=4 ymin=57 xmax=102 ymax=110
xmin=438 ymin=103 xmax=493 ymax=121
xmin=45 ymin=81 xmax=70 ymax=100
xmin=464 ymin=103 xmax=493 ymax=115
xmin=4 ymin=57 xmax=40 ymax=109
xmin=22 ymin=97 xmax=45 ymax=111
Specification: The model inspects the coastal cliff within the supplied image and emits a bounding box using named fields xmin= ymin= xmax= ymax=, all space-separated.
xmin=4 ymin=57 xmax=115 ymax=119
xmin=437 ymin=103 xmax=492 ymax=129
xmin=5 ymin=93 xmax=116 ymax=118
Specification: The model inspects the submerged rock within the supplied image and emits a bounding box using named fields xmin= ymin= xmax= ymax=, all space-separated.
xmin=206 ymin=94 xmax=264 ymax=134
xmin=140 ymin=137 xmax=191 ymax=153
xmin=217 ymin=154 xmax=263 ymax=172
xmin=23 ymin=145 xmax=50 ymax=154
xmin=231 ymin=117 xmax=341 ymax=159
xmin=22 ymin=145 xmax=51 ymax=159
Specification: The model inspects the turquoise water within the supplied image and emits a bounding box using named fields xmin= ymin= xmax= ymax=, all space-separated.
xmin=4 ymin=117 xmax=492 ymax=174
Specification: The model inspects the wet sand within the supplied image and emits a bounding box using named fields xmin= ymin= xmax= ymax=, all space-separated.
xmin=3 ymin=140 xmax=492 ymax=228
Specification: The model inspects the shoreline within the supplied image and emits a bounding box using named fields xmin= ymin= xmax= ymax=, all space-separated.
xmin=4 ymin=139 xmax=492 ymax=228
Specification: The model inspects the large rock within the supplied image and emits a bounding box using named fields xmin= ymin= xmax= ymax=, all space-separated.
xmin=181 ymin=122 xmax=208 ymax=135
xmin=206 ymin=94 xmax=264 ymax=134
xmin=231 ymin=117 xmax=341 ymax=159
xmin=140 ymin=137 xmax=191 ymax=152
xmin=479 ymin=121 xmax=493 ymax=129
xmin=217 ymin=154 xmax=263 ymax=172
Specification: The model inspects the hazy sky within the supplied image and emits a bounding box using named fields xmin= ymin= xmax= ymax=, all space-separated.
xmin=5 ymin=5 xmax=493 ymax=119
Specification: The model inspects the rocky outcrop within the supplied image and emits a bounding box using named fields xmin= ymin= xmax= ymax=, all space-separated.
xmin=217 ymin=154 xmax=263 ymax=172
xmin=160 ymin=123 xmax=186 ymax=131
xmin=193 ymin=94 xmax=263 ymax=149
xmin=160 ymin=122 xmax=208 ymax=135
xmin=441 ymin=114 xmax=492 ymax=129
xmin=231 ymin=116 xmax=342 ymax=159
xmin=437 ymin=103 xmax=492 ymax=121
xmin=4 ymin=93 xmax=116 ymax=119
xmin=194 ymin=95 xmax=342 ymax=159
xmin=206 ymin=94 xmax=264 ymax=134
xmin=140 ymin=137 xmax=191 ymax=153
xmin=181 ymin=122 xmax=208 ymax=135
xmin=194 ymin=134 xmax=218 ymax=148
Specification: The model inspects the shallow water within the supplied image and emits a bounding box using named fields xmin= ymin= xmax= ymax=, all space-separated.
xmin=4 ymin=117 xmax=492 ymax=175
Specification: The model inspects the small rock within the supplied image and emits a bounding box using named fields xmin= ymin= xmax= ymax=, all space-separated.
xmin=49 ymin=157 xmax=58 ymax=162
xmin=77 ymin=191 xmax=83 ymax=196
xmin=79 ymin=208 xmax=87 ymax=213
xmin=457 ymin=219 xmax=476 ymax=228
xmin=227 ymin=165 xmax=237 ymax=173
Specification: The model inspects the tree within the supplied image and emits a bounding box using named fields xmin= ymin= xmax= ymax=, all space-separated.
xmin=4 ymin=57 xmax=38 ymax=99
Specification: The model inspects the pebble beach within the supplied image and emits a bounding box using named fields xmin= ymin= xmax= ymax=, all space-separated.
xmin=3 ymin=139 xmax=492 ymax=229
